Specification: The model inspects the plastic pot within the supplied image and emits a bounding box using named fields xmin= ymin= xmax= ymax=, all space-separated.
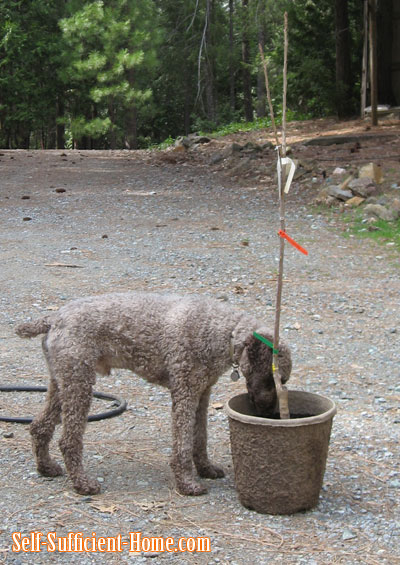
xmin=226 ymin=390 xmax=336 ymax=515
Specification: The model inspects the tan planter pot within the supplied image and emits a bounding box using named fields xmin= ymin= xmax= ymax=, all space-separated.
xmin=226 ymin=391 xmax=336 ymax=515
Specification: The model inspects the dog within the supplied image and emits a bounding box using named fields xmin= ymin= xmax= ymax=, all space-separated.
xmin=16 ymin=292 xmax=292 ymax=496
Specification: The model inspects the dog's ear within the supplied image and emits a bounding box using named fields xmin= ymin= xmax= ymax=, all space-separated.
xmin=277 ymin=342 xmax=292 ymax=383
xmin=240 ymin=332 xmax=271 ymax=371
xmin=243 ymin=332 xmax=261 ymax=363
xmin=238 ymin=333 xmax=256 ymax=372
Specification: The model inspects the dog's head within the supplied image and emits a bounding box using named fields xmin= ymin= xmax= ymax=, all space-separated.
xmin=239 ymin=329 xmax=292 ymax=416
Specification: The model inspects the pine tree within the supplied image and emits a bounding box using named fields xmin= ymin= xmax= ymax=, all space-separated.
xmin=60 ymin=0 xmax=158 ymax=149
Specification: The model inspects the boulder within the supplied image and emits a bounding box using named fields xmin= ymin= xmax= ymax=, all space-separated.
xmin=262 ymin=141 xmax=274 ymax=150
xmin=241 ymin=141 xmax=263 ymax=153
xmin=209 ymin=153 xmax=224 ymax=165
xmin=231 ymin=143 xmax=243 ymax=153
xmin=314 ymin=188 xmax=336 ymax=206
xmin=348 ymin=177 xmax=378 ymax=198
xmin=364 ymin=204 xmax=398 ymax=222
xmin=192 ymin=135 xmax=212 ymax=145
xmin=175 ymin=134 xmax=211 ymax=149
xmin=333 ymin=167 xmax=347 ymax=175
xmin=359 ymin=163 xmax=383 ymax=184
xmin=345 ymin=196 xmax=365 ymax=208
xmin=340 ymin=175 xmax=354 ymax=190
xmin=327 ymin=185 xmax=353 ymax=201
xmin=392 ymin=198 xmax=400 ymax=214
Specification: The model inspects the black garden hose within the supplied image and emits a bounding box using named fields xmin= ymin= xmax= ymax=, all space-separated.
xmin=0 ymin=384 xmax=127 ymax=424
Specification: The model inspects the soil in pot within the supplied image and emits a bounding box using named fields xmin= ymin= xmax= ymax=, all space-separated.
xmin=226 ymin=391 xmax=336 ymax=515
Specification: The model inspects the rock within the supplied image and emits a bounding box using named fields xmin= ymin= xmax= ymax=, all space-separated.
xmin=340 ymin=176 xmax=354 ymax=190
xmin=174 ymin=136 xmax=191 ymax=149
xmin=314 ymin=188 xmax=336 ymax=206
xmin=348 ymin=177 xmax=378 ymax=198
xmin=344 ymin=196 xmax=365 ymax=208
xmin=364 ymin=204 xmax=398 ymax=222
xmin=285 ymin=322 xmax=301 ymax=330
xmin=210 ymin=153 xmax=224 ymax=165
xmin=359 ymin=163 xmax=383 ymax=184
xmin=262 ymin=141 xmax=274 ymax=150
xmin=231 ymin=143 xmax=243 ymax=153
xmin=327 ymin=185 xmax=353 ymax=201
xmin=342 ymin=529 xmax=357 ymax=541
xmin=230 ymin=157 xmax=252 ymax=176
xmin=175 ymin=134 xmax=211 ymax=149
xmin=241 ymin=141 xmax=262 ymax=153
xmin=171 ymin=144 xmax=186 ymax=154
xmin=333 ymin=167 xmax=347 ymax=175
xmin=392 ymin=198 xmax=400 ymax=214
xmin=193 ymin=135 xmax=211 ymax=144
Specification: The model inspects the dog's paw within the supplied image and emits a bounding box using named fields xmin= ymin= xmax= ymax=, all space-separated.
xmin=37 ymin=461 xmax=64 ymax=477
xmin=176 ymin=481 xmax=208 ymax=496
xmin=73 ymin=477 xmax=101 ymax=496
xmin=196 ymin=463 xmax=225 ymax=479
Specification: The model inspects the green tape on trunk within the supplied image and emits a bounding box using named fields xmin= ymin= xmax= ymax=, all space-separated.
xmin=253 ymin=332 xmax=279 ymax=354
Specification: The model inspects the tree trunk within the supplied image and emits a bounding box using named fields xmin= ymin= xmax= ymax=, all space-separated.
xmin=256 ymin=2 xmax=267 ymax=118
xmin=361 ymin=0 xmax=368 ymax=117
xmin=335 ymin=0 xmax=353 ymax=117
xmin=242 ymin=0 xmax=253 ymax=121
xmin=205 ymin=0 xmax=216 ymax=123
xmin=56 ymin=97 xmax=65 ymax=150
xmin=108 ymin=98 xmax=117 ymax=150
xmin=125 ymin=68 xmax=138 ymax=149
xmin=369 ymin=0 xmax=378 ymax=126
xmin=377 ymin=0 xmax=394 ymax=104
xmin=184 ymin=63 xmax=192 ymax=135
xmin=229 ymin=0 xmax=235 ymax=113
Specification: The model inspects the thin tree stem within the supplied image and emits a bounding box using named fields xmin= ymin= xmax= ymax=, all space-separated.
xmin=259 ymin=13 xmax=290 ymax=419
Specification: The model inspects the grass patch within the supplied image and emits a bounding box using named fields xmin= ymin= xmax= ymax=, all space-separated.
xmin=199 ymin=116 xmax=274 ymax=137
xmin=342 ymin=210 xmax=400 ymax=251
xmin=198 ymin=109 xmax=306 ymax=138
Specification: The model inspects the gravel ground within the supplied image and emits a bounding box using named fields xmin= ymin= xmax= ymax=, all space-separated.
xmin=0 ymin=138 xmax=399 ymax=564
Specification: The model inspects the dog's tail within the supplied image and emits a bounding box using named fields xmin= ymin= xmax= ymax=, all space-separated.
xmin=16 ymin=317 xmax=52 ymax=338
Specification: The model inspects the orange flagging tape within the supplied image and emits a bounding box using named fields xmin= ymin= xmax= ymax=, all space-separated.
xmin=278 ymin=230 xmax=308 ymax=255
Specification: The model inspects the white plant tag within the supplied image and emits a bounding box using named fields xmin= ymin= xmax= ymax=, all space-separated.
xmin=281 ymin=157 xmax=296 ymax=193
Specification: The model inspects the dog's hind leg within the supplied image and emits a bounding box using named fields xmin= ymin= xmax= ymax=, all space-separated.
xmin=58 ymin=363 xmax=100 ymax=495
xmin=30 ymin=375 xmax=63 ymax=477
xmin=170 ymin=388 xmax=207 ymax=496
xmin=193 ymin=387 xmax=225 ymax=479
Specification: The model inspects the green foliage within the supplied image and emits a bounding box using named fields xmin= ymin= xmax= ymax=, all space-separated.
xmin=59 ymin=0 xmax=158 ymax=147
xmin=343 ymin=212 xmax=400 ymax=252
xmin=0 ymin=0 xmax=365 ymax=149
xmin=0 ymin=0 xmax=66 ymax=147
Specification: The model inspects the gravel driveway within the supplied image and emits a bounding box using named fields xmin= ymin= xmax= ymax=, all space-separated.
xmin=0 ymin=145 xmax=399 ymax=564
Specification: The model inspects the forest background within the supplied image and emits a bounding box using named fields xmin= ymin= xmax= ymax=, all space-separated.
xmin=0 ymin=0 xmax=396 ymax=150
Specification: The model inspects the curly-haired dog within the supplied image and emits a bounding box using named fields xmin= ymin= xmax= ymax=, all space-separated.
xmin=16 ymin=292 xmax=291 ymax=496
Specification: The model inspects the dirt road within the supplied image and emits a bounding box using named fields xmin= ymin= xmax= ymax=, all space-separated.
xmin=0 ymin=128 xmax=399 ymax=563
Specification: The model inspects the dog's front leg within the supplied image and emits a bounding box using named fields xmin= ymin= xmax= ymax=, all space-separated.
xmin=193 ymin=387 xmax=225 ymax=479
xmin=170 ymin=389 xmax=207 ymax=496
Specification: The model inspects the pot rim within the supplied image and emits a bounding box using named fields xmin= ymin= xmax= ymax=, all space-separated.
xmin=226 ymin=390 xmax=337 ymax=427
